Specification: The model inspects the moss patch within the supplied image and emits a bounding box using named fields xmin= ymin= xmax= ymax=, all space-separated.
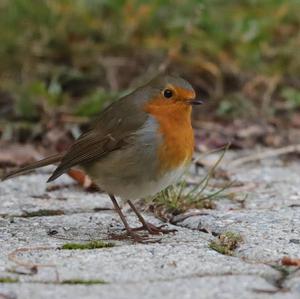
xmin=61 ymin=279 xmax=107 ymax=285
xmin=0 ymin=277 xmax=19 ymax=283
xmin=61 ymin=240 xmax=114 ymax=250
xmin=22 ymin=209 xmax=65 ymax=217
xmin=209 ymin=231 xmax=243 ymax=256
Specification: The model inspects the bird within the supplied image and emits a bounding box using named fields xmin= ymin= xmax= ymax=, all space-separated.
xmin=2 ymin=75 xmax=202 ymax=242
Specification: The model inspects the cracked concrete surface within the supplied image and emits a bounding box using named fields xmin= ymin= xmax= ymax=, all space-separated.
xmin=0 ymin=151 xmax=300 ymax=298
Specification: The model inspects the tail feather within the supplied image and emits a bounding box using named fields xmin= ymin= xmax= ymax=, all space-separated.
xmin=1 ymin=153 xmax=63 ymax=181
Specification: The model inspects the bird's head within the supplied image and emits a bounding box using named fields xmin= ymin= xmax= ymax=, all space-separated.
xmin=144 ymin=75 xmax=202 ymax=109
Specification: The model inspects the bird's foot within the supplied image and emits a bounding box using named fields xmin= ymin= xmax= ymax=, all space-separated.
xmin=131 ymin=222 xmax=177 ymax=235
xmin=110 ymin=229 xmax=161 ymax=243
xmin=127 ymin=229 xmax=160 ymax=243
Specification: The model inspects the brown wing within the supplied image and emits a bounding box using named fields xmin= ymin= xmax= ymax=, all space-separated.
xmin=47 ymin=132 xmax=125 ymax=182
xmin=47 ymin=92 xmax=149 ymax=182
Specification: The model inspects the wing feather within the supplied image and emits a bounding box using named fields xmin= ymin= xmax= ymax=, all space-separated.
xmin=48 ymin=93 xmax=149 ymax=182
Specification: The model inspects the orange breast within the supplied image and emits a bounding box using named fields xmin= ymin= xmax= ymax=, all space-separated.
xmin=144 ymin=99 xmax=194 ymax=173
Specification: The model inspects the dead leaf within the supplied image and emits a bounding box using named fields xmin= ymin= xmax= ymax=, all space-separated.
xmin=67 ymin=168 xmax=100 ymax=191
xmin=0 ymin=142 xmax=43 ymax=168
xmin=281 ymin=256 xmax=300 ymax=266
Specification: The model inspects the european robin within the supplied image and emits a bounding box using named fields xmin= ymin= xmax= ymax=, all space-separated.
xmin=2 ymin=75 xmax=202 ymax=242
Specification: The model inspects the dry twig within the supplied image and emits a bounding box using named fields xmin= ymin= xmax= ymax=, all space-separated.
xmin=229 ymin=144 xmax=300 ymax=168
xmin=8 ymin=246 xmax=59 ymax=281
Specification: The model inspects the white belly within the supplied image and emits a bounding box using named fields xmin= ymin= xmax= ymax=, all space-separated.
xmin=85 ymin=117 xmax=190 ymax=200
xmin=93 ymin=163 xmax=187 ymax=200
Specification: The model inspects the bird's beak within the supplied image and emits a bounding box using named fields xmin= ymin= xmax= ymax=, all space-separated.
xmin=186 ymin=99 xmax=204 ymax=106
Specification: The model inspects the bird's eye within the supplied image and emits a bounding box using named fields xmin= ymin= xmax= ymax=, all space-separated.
xmin=163 ymin=89 xmax=173 ymax=98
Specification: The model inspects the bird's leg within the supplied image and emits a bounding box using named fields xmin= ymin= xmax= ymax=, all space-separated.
xmin=127 ymin=200 xmax=177 ymax=235
xmin=108 ymin=194 xmax=150 ymax=243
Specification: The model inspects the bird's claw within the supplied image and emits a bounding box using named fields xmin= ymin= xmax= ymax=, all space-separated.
xmin=130 ymin=222 xmax=177 ymax=235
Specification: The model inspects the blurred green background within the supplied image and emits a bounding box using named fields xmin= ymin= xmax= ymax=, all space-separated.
xmin=0 ymin=0 xmax=299 ymax=126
